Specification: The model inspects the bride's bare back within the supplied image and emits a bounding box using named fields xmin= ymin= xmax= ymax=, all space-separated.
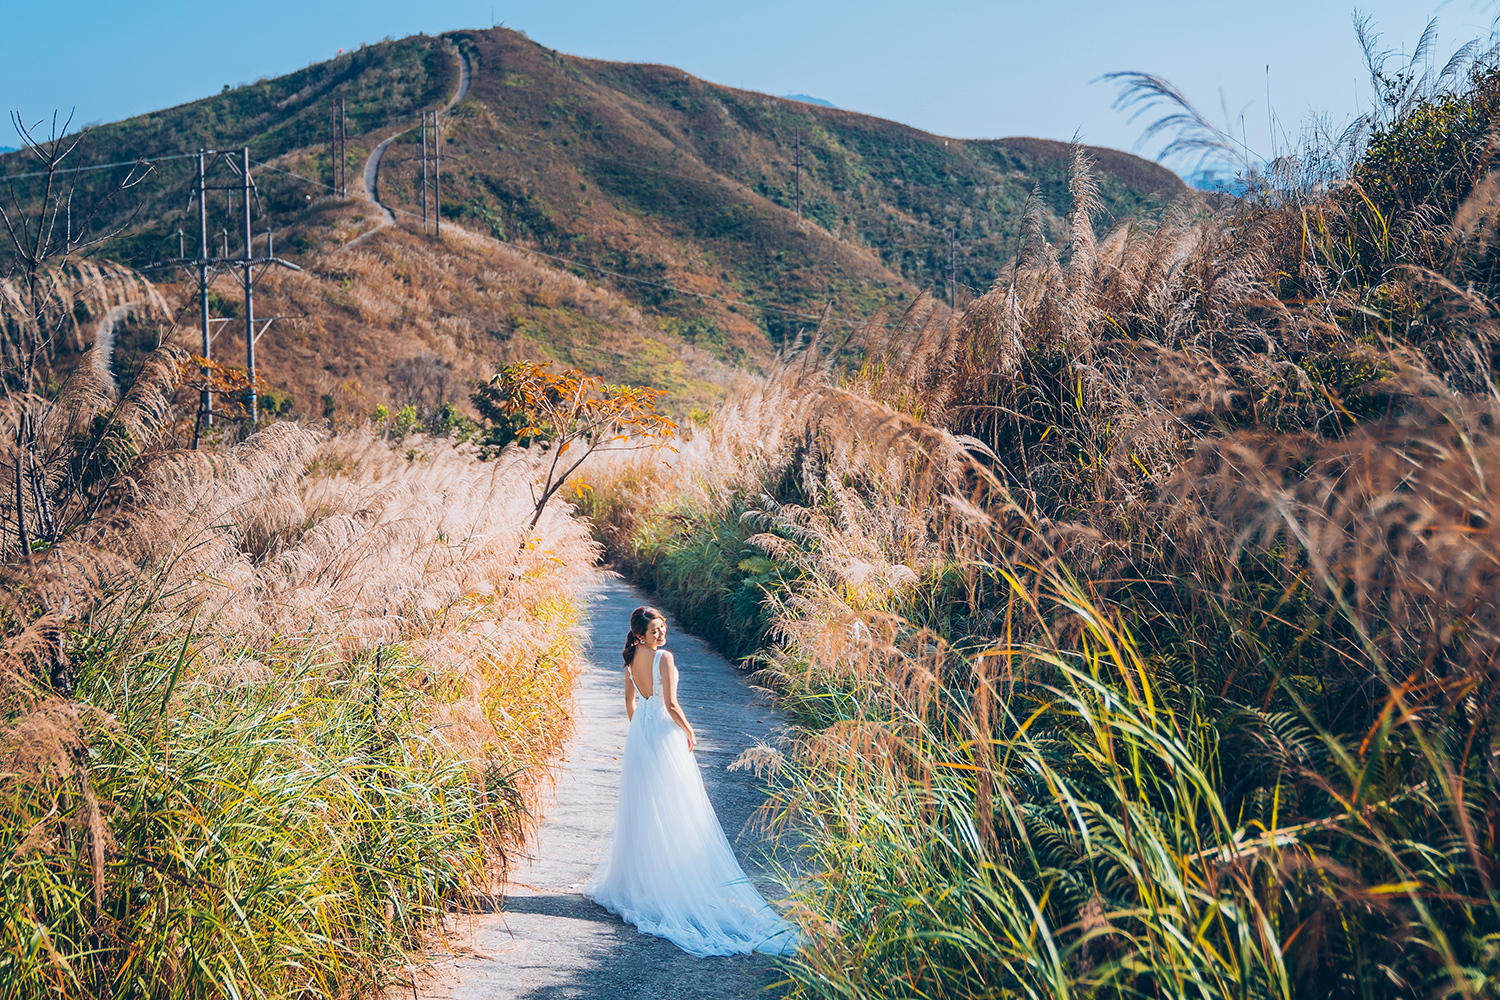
xmin=622 ymin=613 xmax=696 ymax=750
xmin=628 ymin=644 xmax=664 ymax=698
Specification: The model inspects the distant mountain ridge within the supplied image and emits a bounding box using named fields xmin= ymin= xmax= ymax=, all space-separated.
xmin=784 ymin=94 xmax=836 ymax=108
xmin=0 ymin=28 xmax=1185 ymax=417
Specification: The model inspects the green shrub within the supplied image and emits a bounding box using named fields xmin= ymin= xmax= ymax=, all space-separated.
xmin=0 ymin=600 xmax=511 ymax=998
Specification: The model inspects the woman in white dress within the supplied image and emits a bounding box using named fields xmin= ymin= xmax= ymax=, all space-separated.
xmin=583 ymin=605 xmax=798 ymax=957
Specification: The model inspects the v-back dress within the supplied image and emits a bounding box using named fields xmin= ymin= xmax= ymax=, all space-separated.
xmin=583 ymin=649 xmax=797 ymax=957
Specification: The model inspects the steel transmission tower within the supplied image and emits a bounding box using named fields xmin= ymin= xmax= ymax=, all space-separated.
xmin=420 ymin=110 xmax=441 ymax=235
xmin=168 ymin=149 xmax=301 ymax=443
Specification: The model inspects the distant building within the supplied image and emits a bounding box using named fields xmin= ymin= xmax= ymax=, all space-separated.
xmin=1184 ymin=167 xmax=1252 ymax=197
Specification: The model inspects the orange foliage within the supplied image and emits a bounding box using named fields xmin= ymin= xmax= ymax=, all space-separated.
xmin=482 ymin=360 xmax=677 ymax=530
xmin=178 ymin=355 xmax=273 ymax=419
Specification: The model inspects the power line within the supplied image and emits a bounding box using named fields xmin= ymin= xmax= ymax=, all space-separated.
xmin=0 ymin=117 xmax=989 ymax=265
xmin=8 ymin=137 xmax=924 ymax=340
xmin=0 ymin=99 xmax=442 ymax=187
xmin=0 ymin=151 xmax=200 ymax=182
xmin=250 ymin=158 xmax=836 ymax=324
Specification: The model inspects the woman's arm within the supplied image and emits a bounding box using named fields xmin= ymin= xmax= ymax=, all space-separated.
xmin=659 ymin=653 xmax=697 ymax=750
xmin=624 ymin=667 xmax=637 ymax=721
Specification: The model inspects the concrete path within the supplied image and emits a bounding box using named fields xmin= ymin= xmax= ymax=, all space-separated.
xmin=418 ymin=576 xmax=793 ymax=1000
xmin=347 ymin=39 xmax=471 ymax=248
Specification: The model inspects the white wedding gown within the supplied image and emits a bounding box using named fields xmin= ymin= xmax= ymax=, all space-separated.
xmin=583 ymin=649 xmax=798 ymax=957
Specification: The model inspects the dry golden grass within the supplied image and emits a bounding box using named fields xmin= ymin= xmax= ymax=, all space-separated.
xmin=143 ymin=207 xmax=733 ymax=424
xmin=118 ymin=426 xmax=597 ymax=829
xmin=575 ymin=109 xmax=1500 ymax=999
xmin=0 ymin=260 xmax=169 ymax=372
xmin=0 ymin=335 xmax=604 ymax=992
xmin=3 ymin=403 xmax=600 ymax=882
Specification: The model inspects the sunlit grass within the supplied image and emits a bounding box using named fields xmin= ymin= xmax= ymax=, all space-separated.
xmin=0 ymin=424 xmax=597 ymax=997
xmin=573 ymin=64 xmax=1500 ymax=999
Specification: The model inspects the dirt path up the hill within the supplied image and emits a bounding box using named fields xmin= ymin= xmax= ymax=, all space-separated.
xmin=348 ymin=40 xmax=471 ymax=248
xmin=417 ymin=575 xmax=794 ymax=1000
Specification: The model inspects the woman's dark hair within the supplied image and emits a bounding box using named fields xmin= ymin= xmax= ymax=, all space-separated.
xmin=622 ymin=606 xmax=665 ymax=667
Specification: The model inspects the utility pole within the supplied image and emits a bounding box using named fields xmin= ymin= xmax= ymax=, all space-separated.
xmin=331 ymin=97 xmax=347 ymax=195
xmin=175 ymin=149 xmax=302 ymax=444
xmin=196 ymin=150 xmax=211 ymax=434
xmin=949 ymin=228 xmax=957 ymax=310
xmin=241 ymin=147 xmax=258 ymax=420
xmin=421 ymin=110 xmax=442 ymax=237
xmin=794 ymin=128 xmax=802 ymax=219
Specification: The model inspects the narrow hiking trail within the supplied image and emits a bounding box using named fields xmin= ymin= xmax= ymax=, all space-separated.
xmin=348 ymin=39 xmax=471 ymax=248
xmin=417 ymin=576 xmax=794 ymax=1000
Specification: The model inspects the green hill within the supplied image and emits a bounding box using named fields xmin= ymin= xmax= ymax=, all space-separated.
xmin=0 ymin=28 xmax=1183 ymax=414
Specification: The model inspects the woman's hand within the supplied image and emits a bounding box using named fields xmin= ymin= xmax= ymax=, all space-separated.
xmin=684 ymin=727 xmax=698 ymax=751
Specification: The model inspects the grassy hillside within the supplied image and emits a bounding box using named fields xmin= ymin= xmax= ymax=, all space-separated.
xmin=0 ymin=383 xmax=600 ymax=994
xmin=0 ymin=28 xmax=1180 ymax=419
xmin=401 ymin=30 xmax=1181 ymax=351
xmin=575 ymin=63 xmax=1500 ymax=1000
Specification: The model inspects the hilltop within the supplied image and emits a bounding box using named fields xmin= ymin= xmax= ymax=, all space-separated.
xmin=0 ymin=28 xmax=1184 ymax=417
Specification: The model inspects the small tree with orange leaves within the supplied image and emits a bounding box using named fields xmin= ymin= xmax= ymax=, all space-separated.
xmin=176 ymin=355 xmax=274 ymax=446
xmin=178 ymin=355 xmax=273 ymax=414
xmin=473 ymin=360 xmax=677 ymax=530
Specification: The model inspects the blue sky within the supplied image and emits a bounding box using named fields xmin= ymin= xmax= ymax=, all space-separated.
xmin=0 ymin=0 xmax=1476 ymax=167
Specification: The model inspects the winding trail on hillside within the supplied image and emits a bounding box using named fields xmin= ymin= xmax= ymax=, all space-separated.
xmin=346 ymin=39 xmax=471 ymax=249
xmin=417 ymin=575 xmax=795 ymax=1000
